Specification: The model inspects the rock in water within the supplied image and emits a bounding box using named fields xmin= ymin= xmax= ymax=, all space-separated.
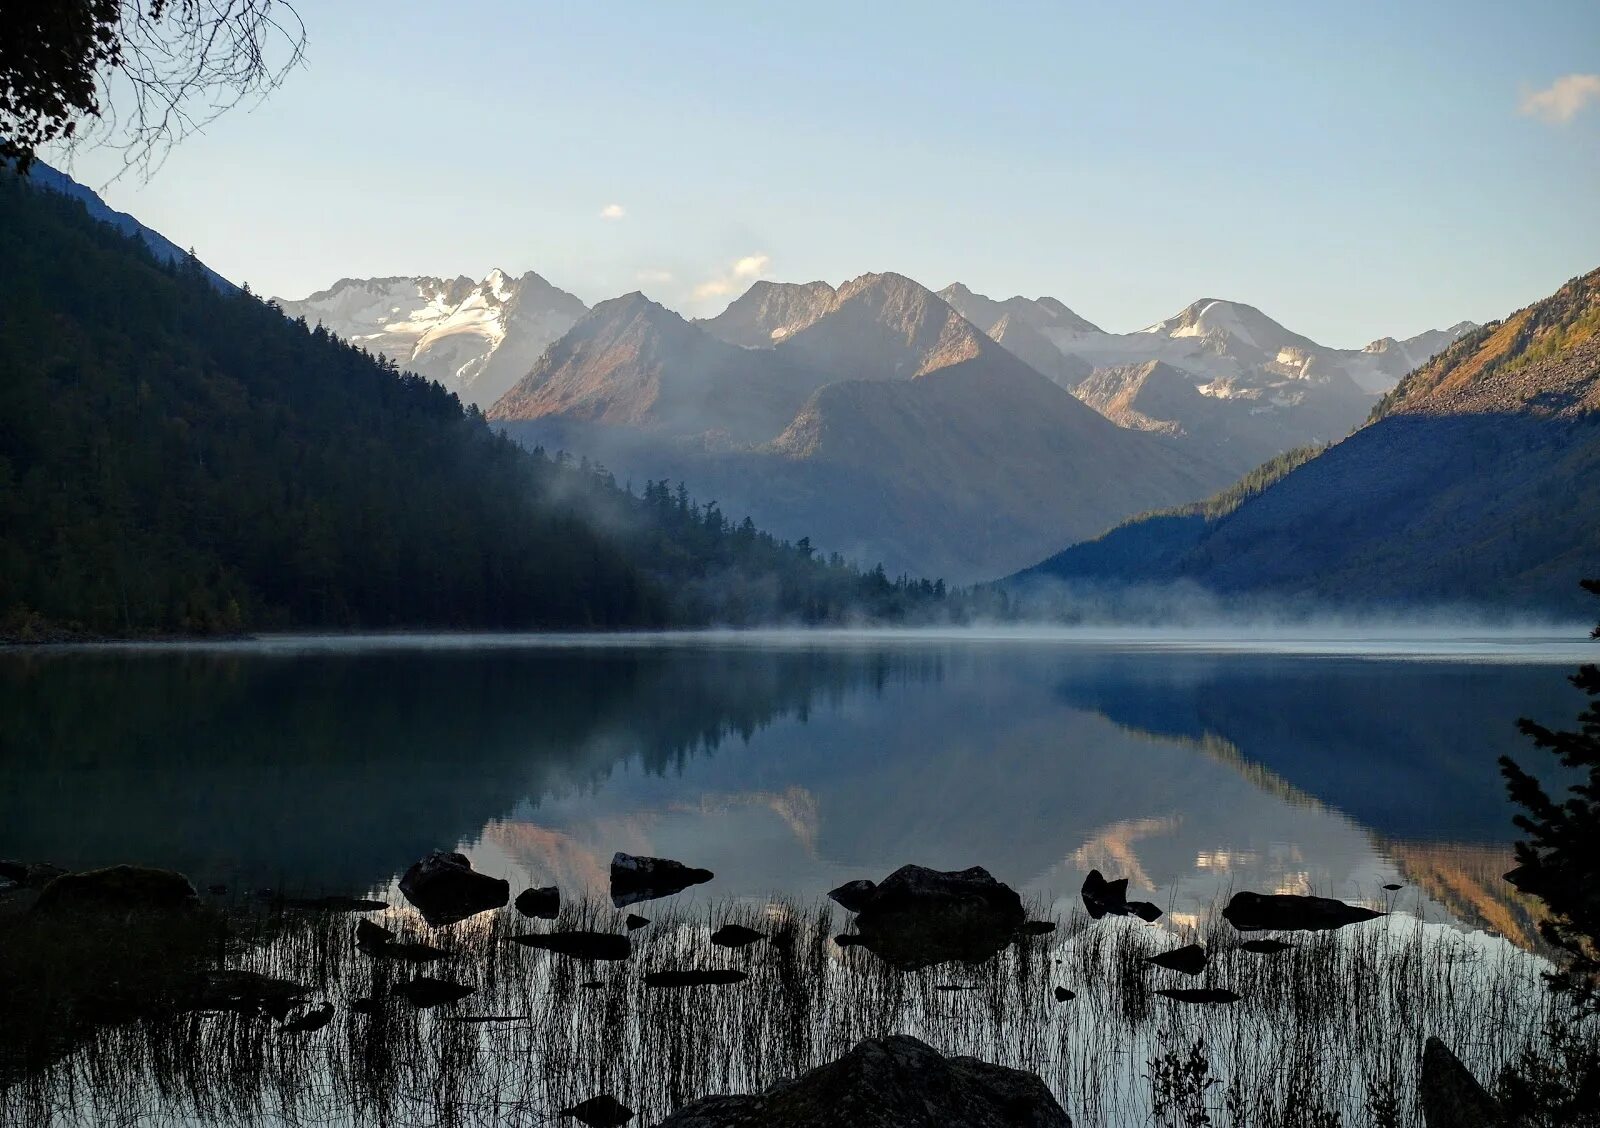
xmin=398 ymin=851 xmax=509 ymax=927
xmin=609 ymin=853 xmax=714 ymax=907
xmin=509 ymin=931 xmax=632 ymax=961
xmin=1080 ymin=869 xmax=1163 ymax=922
xmin=515 ymin=885 xmax=560 ymax=919
xmin=1053 ymin=986 xmax=1075 ymax=1002
xmin=1420 ymin=1037 xmax=1502 ymax=1127
xmin=281 ymin=1002 xmax=334 ymax=1033
xmin=1155 ymin=988 xmax=1240 ymax=1004
xmin=559 ymin=1094 xmax=635 ymax=1127
xmin=1241 ymin=938 xmax=1294 ymax=954
xmin=32 ymin=865 xmax=198 ymax=915
xmin=710 ymin=924 xmax=766 ymax=949
xmin=643 ymin=969 xmax=748 ymax=988
xmin=354 ymin=919 xmax=395 ymax=949
xmin=655 ymin=1034 xmax=1071 ymax=1126
xmin=395 ymin=976 xmax=476 ymax=1009
xmin=1383 ymin=883 xmax=1403 ymax=891
xmin=833 ymin=864 xmax=1027 ymax=971
xmin=827 ymin=878 xmax=879 ymax=912
xmin=1021 ymin=920 xmax=1057 ymax=935
xmin=625 ymin=913 xmax=650 ymax=931
xmin=1144 ymin=944 xmax=1207 ymax=976
xmin=1222 ymin=891 xmax=1384 ymax=933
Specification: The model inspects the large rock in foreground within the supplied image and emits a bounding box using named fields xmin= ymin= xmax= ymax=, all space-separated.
xmin=1420 ymin=1037 xmax=1502 ymax=1127
xmin=1221 ymin=891 xmax=1383 ymax=933
xmin=830 ymin=865 xmax=1027 ymax=971
xmin=399 ymin=851 xmax=508 ymax=927
xmin=32 ymin=865 xmax=197 ymax=915
xmin=657 ymin=1034 xmax=1070 ymax=1126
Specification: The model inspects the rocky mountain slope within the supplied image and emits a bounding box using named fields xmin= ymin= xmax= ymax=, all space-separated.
xmin=1016 ymin=268 xmax=1600 ymax=613
xmin=275 ymin=270 xmax=586 ymax=407
xmin=492 ymin=272 xmax=1231 ymax=581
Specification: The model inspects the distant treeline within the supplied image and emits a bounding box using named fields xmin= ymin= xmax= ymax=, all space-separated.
xmin=0 ymin=173 xmax=972 ymax=639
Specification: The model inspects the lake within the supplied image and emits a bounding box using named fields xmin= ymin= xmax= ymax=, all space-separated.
xmin=2 ymin=627 xmax=1587 ymax=933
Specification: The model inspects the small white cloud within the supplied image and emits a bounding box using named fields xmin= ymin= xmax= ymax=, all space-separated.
xmin=1519 ymin=74 xmax=1600 ymax=123
xmin=635 ymin=268 xmax=675 ymax=284
xmin=692 ymin=253 xmax=771 ymax=302
xmin=599 ymin=203 xmax=627 ymax=220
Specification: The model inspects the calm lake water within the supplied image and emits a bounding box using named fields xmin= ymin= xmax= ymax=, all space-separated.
xmin=2 ymin=628 xmax=1588 ymax=938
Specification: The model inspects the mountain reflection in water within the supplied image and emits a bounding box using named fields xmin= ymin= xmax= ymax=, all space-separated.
xmin=0 ymin=634 xmax=1577 ymax=944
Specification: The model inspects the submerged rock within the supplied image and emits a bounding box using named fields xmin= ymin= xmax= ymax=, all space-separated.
xmin=1155 ymin=988 xmax=1241 ymax=1004
xmin=1145 ymin=944 xmax=1207 ymax=976
xmin=710 ymin=924 xmax=765 ymax=949
xmin=560 ymin=1094 xmax=635 ymax=1127
xmin=32 ymin=865 xmax=197 ymax=916
xmin=395 ymin=976 xmax=476 ymax=1009
xmin=625 ymin=913 xmax=650 ymax=931
xmin=1021 ymin=920 xmax=1057 ymax=935
xmin=1222 ymin=891 xmax=1384 ymax=933
xmin=184 ymin=969 xmax=311 ymax=1016
xmin=1420 ymin=1037 xmax=1502 ymax=1127
xmin=643 ymin=969 xmax=748 ymax=988
xmin=609 ymin=853 xmax=713 ymax=907
xmin=1241 ymin=938 xmax=1294 ymax=954
xmin=515 ymin=885 xmax=560 ymax=920
xmin=1053 ymin=986 xmax=1075 ymax=1002
xmin=281 ymin=895 xmax=387 ymax=912
xmin=398 ymin=851 xmax=508 ymax=927
xmin=656 ymin=1034 xmax=1071 ymax=1126
xmin=510 ymin=930 xmax=631 ymax=961
xmin=832 ymin=864 xmax=1027 ymax=971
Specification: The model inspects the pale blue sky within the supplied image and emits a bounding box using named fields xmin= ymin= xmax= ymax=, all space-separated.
xmin=57 ymin=0 xmax=1600 ymax=345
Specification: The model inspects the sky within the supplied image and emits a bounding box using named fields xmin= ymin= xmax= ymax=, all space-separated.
xmin=55 ymin=0 xmax=1600 ymax=346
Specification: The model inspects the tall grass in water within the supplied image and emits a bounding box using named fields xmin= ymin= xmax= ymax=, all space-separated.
xmin=0 ymin=893 xmax=1582 ymax=1127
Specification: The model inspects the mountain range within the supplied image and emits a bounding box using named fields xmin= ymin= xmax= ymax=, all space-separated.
xmin=1017 ymin=267 xmax=1600 ymax=613
xmin=489 ymin=273 xmax=1239 ymax=581
xmin=275 ymin=271 xmax=587 ymax=408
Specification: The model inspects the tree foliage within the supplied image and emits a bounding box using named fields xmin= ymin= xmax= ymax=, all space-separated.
xmin=0 ymin=1 xmax=304 ymax=176
xmin=0 ymin=170 xmax=954 ymax=637
xmin=1501 ymin=579 xmax=1600 ymax=1011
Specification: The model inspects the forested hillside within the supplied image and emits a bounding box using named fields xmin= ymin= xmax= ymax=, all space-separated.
xmin=0 ymin=172 xmax=946 ymax=638
xmin=1014 ymin=269 xmax=1600 ymax=615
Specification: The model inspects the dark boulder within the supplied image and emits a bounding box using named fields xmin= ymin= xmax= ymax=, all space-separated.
xmin=1241 ymin=938 xmax=1294 ymax=954
xmin=655 ymin=1034 xmax=1071 ymax=1127
xmin=710 ymin=924 xmax=765 ymax=949
xmin=560 ymin=1094 xmax=635 ymax=1127
xmin=32 ymin=865 xmax=197 ymax=915
xmin=1222 ymin=891 xmax=1384 ymax=933
xmin=1080 ymin=870 xmax=1163 ymax=922
xmin=183 ymin=969 xmax=311 ymax=1017
xmin=1022 ymin=920 xmax=1057 ymax=935
xmin=827 ymin=878 xmax=879 ymax=913
xmin=1145 ymin=944 xmax=1207 ymax=976
xmin=1420 ymin=1037 xmax=1502 ymax=1127
xmin=609 ymin=853 xmax=713 ymax=907
xmin=395 ymin=976 xmax=476 ymax=1009
xmin=281 ymin=1002 xmax=334 ymax=1034
xmin=833 ymin=865 xmax=1027 ymax=971
xmin=354 ymin=919 xmax=395 ymax=949
xmin=510 ymin=931 xmax=631 ymax=961
xmin=625 ymin=914 xmax=650 ymax=931
xmin=515 ymin=886 xmax=561 ymax=919
xmin=1053 ymin=986 xmax=1075 ymax=1002
xmin=643 ymin=969 xmax=748 ymax=988
xmin=398 ymin=851 xmax=508 ymax=927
